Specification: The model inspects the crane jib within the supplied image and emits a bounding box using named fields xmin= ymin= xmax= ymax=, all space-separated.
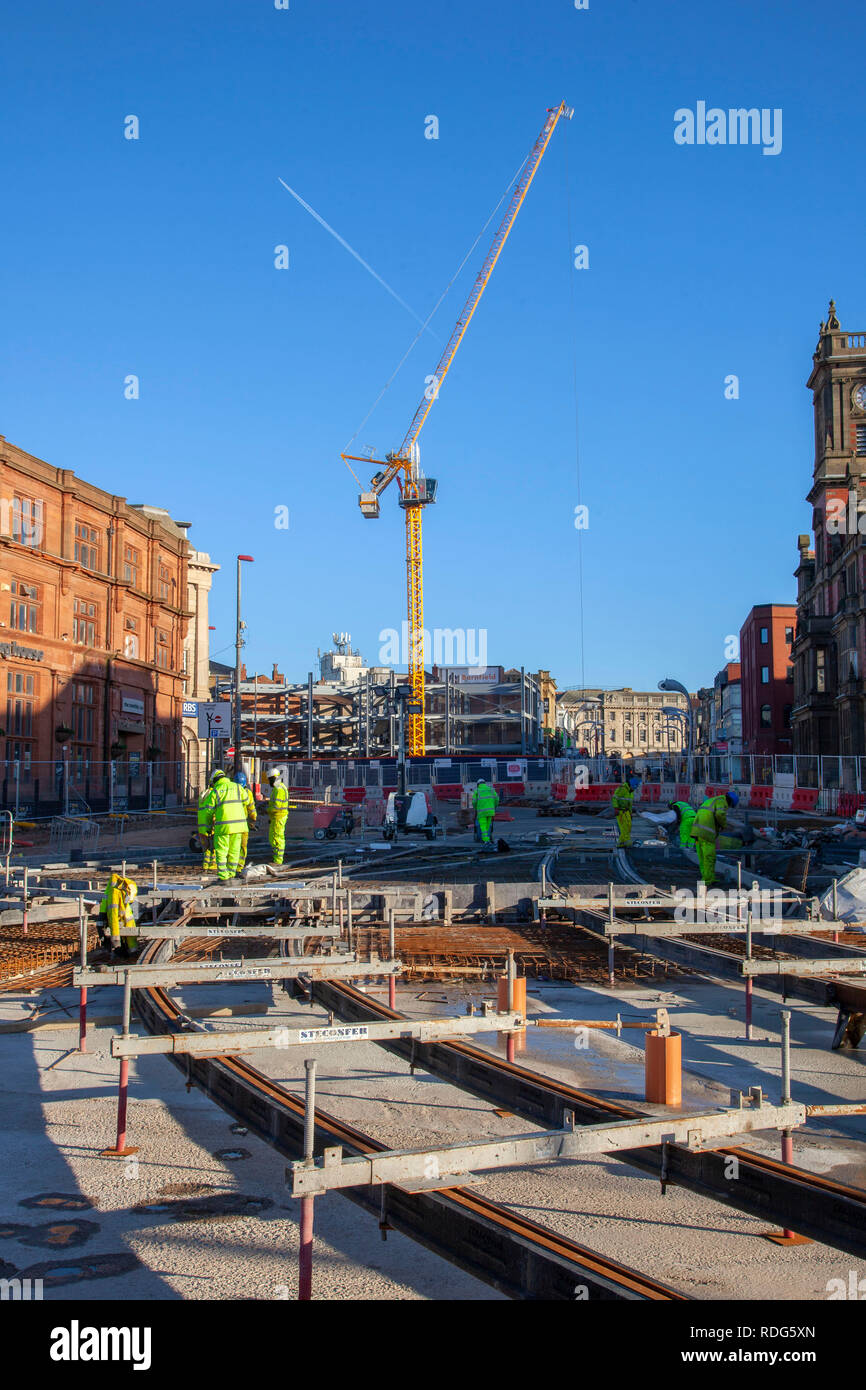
xmin=349 ymin=100 xmax=572 ymax=756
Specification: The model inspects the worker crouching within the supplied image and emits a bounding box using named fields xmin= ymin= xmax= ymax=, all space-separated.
xmin=668 ymin=799 xmax=697 ymax=849
xmin=98 ymin=872 xmax=138 ymax=953
xmin=691 ymin=790 xmax=739 ymax=886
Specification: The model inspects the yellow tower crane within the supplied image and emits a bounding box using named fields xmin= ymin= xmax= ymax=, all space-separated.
xmin=343 ymin=100 xmax=573 ymax=756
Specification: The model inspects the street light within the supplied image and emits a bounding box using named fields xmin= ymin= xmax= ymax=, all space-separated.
xmin=235 ymin=556 xmax=254 ymax=767
xmin=658 ymin=679 xmax=694 ymax=785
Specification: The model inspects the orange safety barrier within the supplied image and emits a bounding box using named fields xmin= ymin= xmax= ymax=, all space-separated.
xmin=791 ymin=788 xmax=819 ymax=813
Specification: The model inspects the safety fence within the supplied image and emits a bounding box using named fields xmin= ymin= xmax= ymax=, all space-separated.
xmin=0 ymin=760 xmax=184 ymax=818
xmin=6 ymin=752 xmax=865 ymax=820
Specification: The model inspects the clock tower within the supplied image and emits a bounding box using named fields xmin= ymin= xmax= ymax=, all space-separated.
xmin=791 ymin=302 xmax=866 ymax=756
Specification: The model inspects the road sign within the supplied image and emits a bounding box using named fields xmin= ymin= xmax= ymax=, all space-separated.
xmin=197 ymin=701 xmax=232 ymax=739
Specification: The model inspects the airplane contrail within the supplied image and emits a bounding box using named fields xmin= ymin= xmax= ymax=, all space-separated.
xmin=278 ymin=177 xmax=433 ymax=332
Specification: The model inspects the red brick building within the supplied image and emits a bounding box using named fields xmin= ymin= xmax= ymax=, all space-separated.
xmin=739 ymin=604 xmax=797 ymax=755
xmin=0 ymin=434 xmax=192 ymax=811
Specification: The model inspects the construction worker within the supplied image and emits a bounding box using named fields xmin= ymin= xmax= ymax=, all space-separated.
xmin=611 ymin=776 xmax=641 ymax=847
xmin=668 ymin=798 xmax=697 ymax=849
xmin=199 ymin=768 xmax=248 ymax=881
xmin=98 ymin=872 xmax=138 ymax=953
xmin=197 ymin=777 xmax=218 ymax=873
xmin=691 ymin=790 xmax=739 ymax=886
xmin=266 ymin=768 xmax=289 ymax=865
xmin=472 ymin=778 xmax=499 ymax=846
xmin=235 ymin=770 xmax=257 ymax=874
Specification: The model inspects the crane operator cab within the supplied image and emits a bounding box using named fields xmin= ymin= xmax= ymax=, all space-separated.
xmin=383 ymin=789 xmax=439 ymax=842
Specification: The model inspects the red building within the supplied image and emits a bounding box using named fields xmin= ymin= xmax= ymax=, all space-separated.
xmin=0 ymin=433 xmax=192 ymax=812
xmin=739 ymin=604 xmax=797 ymax=755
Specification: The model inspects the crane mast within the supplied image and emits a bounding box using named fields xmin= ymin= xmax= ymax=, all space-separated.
xmin=344 ymin=100 xmax=573 ymax=756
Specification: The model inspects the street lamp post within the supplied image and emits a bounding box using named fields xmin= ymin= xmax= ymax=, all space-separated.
xmin=235 ymin=556 xmax=254 ymax=771
xmin=658 ymin=680 xmax=694 ymax=787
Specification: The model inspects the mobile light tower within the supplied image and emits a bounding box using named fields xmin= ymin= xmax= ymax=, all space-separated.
xmin=234 ymin=556 xmax=254 ymax=768
xmin=658 ymin=679 xmax=694 ymax=786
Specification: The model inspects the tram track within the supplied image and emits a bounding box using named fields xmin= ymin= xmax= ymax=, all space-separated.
xmin=132 ymin=936 xmax=684 ymax=1301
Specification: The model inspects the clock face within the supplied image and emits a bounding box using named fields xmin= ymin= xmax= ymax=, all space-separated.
xmin=854 ymin=383 xmax=866 ymax=411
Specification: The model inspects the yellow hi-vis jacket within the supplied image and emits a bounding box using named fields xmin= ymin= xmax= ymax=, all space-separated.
xmin=268 ymin=780 xmax=289 ymax=817
xmin=201 ymin=775 xmax=248 ymax=832
xmin=691 ymin=795 xmax=728 ymax=844
xmin=611 ymin=783 xmax=634 ymax=813
xmin=473 ymin=782 xmax=499 ymax=814
xmin=99 ymin=873 xmax=138 ymax=940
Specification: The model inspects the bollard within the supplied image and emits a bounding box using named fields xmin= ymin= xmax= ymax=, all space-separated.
xmin=298 ymin=1058 xmax=317 ymax=1301
xmin=763 ymin=1009 xmax=809 ymax=1246
xmin=745 ymin=911 xmax=753 ymax=1041
xmin=331 ymin=872 xmax=337 ymax=929
xmin=833 ymin=878 xmax=839 ymax=944
xmin=607 ymin=882 xmax=615 ymax=987
xmin=22 ymin=866 xmax=28 ymax=937
xmin=152 ymin=860 xmax=158 ymax=925
xmin=346 ymin=891 xmax=353 ymax=952
xmin=644 ymin=1026 xmax=682 ymax=1107
xmin=78 ymin=896 xmax=88 ymax=1053
xmin=388 ymin=908 xmax=396 ymax=1012
xmin=497 ymin=951 xmax=526 ymax=1062
xmin=103 ymin=972 xmax=139 ymax=1158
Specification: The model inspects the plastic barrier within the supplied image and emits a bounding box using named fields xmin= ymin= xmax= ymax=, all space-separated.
xmin=748 ymin=786 xmax=773 ymax=809
xmin=433 ymin=785 xmax=462 ymax=801
xmin=791 ymin=788 xmax=819 ymax=813
xmin=838 ymin=792 xmax=866 ymax=817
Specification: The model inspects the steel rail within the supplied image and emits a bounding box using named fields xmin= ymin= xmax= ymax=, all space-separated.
xmin=130 ymin=938 xmax=683 ymax=1301
xmin=311 ymin=976 xmax=866 ymax=1257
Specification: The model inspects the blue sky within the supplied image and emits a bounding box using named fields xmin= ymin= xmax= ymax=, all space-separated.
xmin=1 ymin=0 xmax=860 ymax=692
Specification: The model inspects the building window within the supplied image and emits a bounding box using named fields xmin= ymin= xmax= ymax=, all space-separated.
xmin=123 ymin=617 xmax=139 ymax=660
xmin=785 ymin=626 xmax=793 ymax=644
xmin=4 ymin=496 xmax=44 ymax=548
xmin=761 ymin=666 xmax=769 ymax=683
xmin=6 ymin=671 xmax=35 ymax=737
xmin=72 ymin=682 xmax=95 ymax=744
xmin=9 ymin=580 xmax=39 ymax=634
xmin=74 ymin=522 xmax=100 ymax=571
xmin=155 ymin=629 xmax=170 ymax=670
xmin=816 ymin=649 xmax=826 ymax=693
xmin=857 ymin=425 xmax=866 ymax=457
xmin=158 ymin=562 xmax=172 ymax=602
xmin=123 ymin=544 xmax=141 ymax=588
xmin=760 ymin=627 xmax=768 ymax=643
xmin=760 ymin=704 xmax=772 ymax=728
xmin=783 ymin=704 xmax=792 ymax=728
xmin=72 ymin=597 xmax=98 ymax=646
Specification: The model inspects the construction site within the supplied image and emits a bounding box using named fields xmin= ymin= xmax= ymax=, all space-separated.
xmin=3 ymin=5 xmax=866 ymax=1357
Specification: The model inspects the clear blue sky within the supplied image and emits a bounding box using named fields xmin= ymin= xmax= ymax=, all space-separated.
xmin=1 ymin=0 xmax=860 ymax=692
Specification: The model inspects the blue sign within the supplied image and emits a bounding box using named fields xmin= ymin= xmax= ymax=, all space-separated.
xmin=182 ymin=701 xmax=198 ymax=717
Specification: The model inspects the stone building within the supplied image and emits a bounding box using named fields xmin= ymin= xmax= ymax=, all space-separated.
xmin=792 ymin=302 xmax=866 ymax=755
xmin=557 ymin=688 xmax=689 ymax=760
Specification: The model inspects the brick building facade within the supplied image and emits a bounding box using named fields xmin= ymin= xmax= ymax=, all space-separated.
xmin=740 ymin=604 xmax=796 ymax=755
xmin=0 ymin=434 xmax=191 ymax=810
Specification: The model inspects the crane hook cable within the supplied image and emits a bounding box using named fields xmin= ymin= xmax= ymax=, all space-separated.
xmin=342 ymin=150 xmax=532 ymax=477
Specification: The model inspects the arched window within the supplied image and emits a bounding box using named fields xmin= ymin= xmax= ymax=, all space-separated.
xmin=760 ymin=704 xmax=772 ymax=728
